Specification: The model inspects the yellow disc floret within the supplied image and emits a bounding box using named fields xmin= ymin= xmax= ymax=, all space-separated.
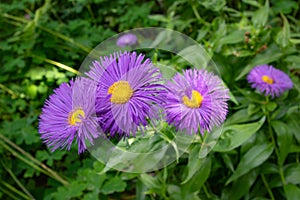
xmin=108 ymin=81 xmax=133 ymax=104
xmin=182 ymin=90 xmax=204 ymax=108
xmin=68 ymin=108 xmax=85 ymax=126
xmin=262 ymin=75 xmax=274 ymax=84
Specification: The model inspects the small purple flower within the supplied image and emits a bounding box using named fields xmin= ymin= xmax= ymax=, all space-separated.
xmin=247 ymin=64 xmax=293 ymax=98
xmin=116 ymin=33 xmax=138 ymax=47
xmin=39 ymin=78 xmax=100 ymax=154
xmin=24 ymin=14 xmax=30 ymax=20
xmin=86 ymin=51 xmax=165 ymax=137
xmin=165 ymin=69 xmax=229 ymax=135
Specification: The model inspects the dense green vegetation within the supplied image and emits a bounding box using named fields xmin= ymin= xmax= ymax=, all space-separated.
xmin=1 ymin=0 xmax=300 ymax=199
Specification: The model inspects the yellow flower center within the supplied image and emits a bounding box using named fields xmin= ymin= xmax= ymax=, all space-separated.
xmin=262 ymin=75 xmax=274 ymax=84
xmin=68 ymin=108 xmax=85 ymax=126
xmin=182 ymin=90 xmax=204 ymax=108
xmin=108 ymin=81 xmax=133 ymax=104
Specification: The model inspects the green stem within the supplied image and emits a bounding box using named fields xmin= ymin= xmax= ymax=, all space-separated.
xmin=0 ymin=140 xmax=49 ymax=175
xmin=265 ymin=98 xmax=287 ymax=187
xmin=0 ymin=181 xmax=31 ymax=200
xmin=191 ymin=5 xmax=201 ymax=20
xmin=0 ymin=186 xmax=19 ymax=200
xmin=0 ymin=134 xmax=69 ymax=186
xmin=0 ymin=83 xmax=19 ymax=98
xmin=261 ymin=174 xmax=275 ymax=200
xmin=86 ymin=4 xmax=96 ymax=25
xmin=31 ymin=54 xmax=80 ymax=75
xmin=1 ymin=13 xmax=28 ymax=23
xmin=191 ymin=5 xmax=210 ymax=26
xmin=37 ymin=25 xmax=92 ymax=53
xmin=203 ymin=184 xmax=211 ymax=199
xmin=1 ymin=161 xmax=35 ymax=199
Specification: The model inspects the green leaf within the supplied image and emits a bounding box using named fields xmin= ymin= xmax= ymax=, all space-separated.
xmin=199 ymin=0 xmax=226 ymax=11
xmin=218 ymin=30 xmax=245 ymax=45
xmin=286 ymin=111 xmax=300 ymax=143
xmin=272 ymin=121 xmax=292 ymax=165
xmin=284 ymin=184 xmax=300 ymax=200
xmin=181 ymin=144 xmax=205 ymax=184
xmin=101 ymin=176 xmax=126 ymax=195
xmin=235 ymin=45 xmax=283 ymax=80
xmin=222 ymin=170 xmax=258 ymax=200
xmin=177 ymin=45 xmax=210 ymax=69
xmin=148 ymin=15 xmax=168 ymax=22
xmin=226 ymin=142 xmax=273 ymax=184
xmin=285 ymin=163 xmax=300 ymax=185
xmin=136 ymin=179 xmax=148 ymax=200
xmin=276 ymin=14 xmax=291 ymax=48
xmin=252 ymin=0 xmax=269 ymax=27
xmin=199 ymin=128 xmax=223 ymax=158
xmin=83 ymin=191 xmax=99 ymax=200
xmin=225 ymin=108 xmax=262 ymax=125
xmin=221 ymin=153 xmax=235 ymax=172
xmin=214 ymin=117 xmax=265 ymax=152
xmin=272 ymin=0 xmax=299 ymax=14
xmin=242 ymin=0 xmax=260 ymax=7
xmin=181 ymin=157 xmax=211 ymax=193
xmin=139 ymin=174 xmax=161 ymax=190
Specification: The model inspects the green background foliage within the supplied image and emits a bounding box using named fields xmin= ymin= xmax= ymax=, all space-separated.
xmin=0 ymin=0 xmax=299 ymax=199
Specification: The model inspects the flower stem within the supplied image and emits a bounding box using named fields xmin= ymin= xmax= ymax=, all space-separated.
xmin=0 ymin=134 xmax=69 ymax=186
xmin=1 ymin=161 xmax=35 ymax=199
xmin=264 ymin=97 xmax=287 ymax=187
xmin=31 ymin=54 xmax=80 ymax=75
xmin=261 ymin=174 xmax=275 ymax=200
xmin=37 ymin=25 xmax=92 ymax=53
xmin=0 ymin=181 xmax=31 ymax=200
xmin=203 ymin=184 xmax=211 ymax=199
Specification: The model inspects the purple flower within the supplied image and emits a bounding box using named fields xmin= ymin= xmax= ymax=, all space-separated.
xmin=86 ymin=52 xmax=165 ymax=137
xmin=39 ymin=78 xmax=100 ymax=154
xmin=165 ymin=69 xmax=229 ymax=134
xmin=247 ymin=64 xmax=293 ymax=98
xmin=116 ymin=33 xmax=138 ymax=47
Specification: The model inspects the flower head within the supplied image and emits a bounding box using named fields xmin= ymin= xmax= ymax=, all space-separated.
xmin=247 ymin=64 xmax=293 ymax=98
xmin=38 ymin=78 xmax=100 ymax=153
xmin=116 ymin=33 xmax=138 ymax=47
xmin=165 ymin=69 xmax=229 ymax=134
xmin=87 ymin=51 xmax=165 ymax=137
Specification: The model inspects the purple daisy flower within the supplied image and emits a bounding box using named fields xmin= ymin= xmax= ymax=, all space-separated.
xmin=247 ymin=64 xmax=293 ymax=98
xmin=39 ymin=78 xmax=100 ymax=154
xmin=86 ymin=51 xmax=165 ymax=137
xmin=116 ymin=33 xmax=138 ymax=47
xmin=165 ymin=69 xmax=229 ymax=135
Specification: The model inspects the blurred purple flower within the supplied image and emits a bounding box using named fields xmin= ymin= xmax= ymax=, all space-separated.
xmin=24 ymin=14 xmax=30 ymax=20
xmin=86 ymin=51 xmax=165 ymax=138
xmin=247 ymin=64 xmax=293 ymax=98
xmin=116 ymin=33 xmax=138 ymax=47
xmin=39 ymin=78 xmax=100 ymax=154
xmin=165 ymin=69 xmax=229 ymax=134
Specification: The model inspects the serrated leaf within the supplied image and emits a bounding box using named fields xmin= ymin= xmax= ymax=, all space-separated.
xmin=101 ymin=176 xmax=126 ymax=194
